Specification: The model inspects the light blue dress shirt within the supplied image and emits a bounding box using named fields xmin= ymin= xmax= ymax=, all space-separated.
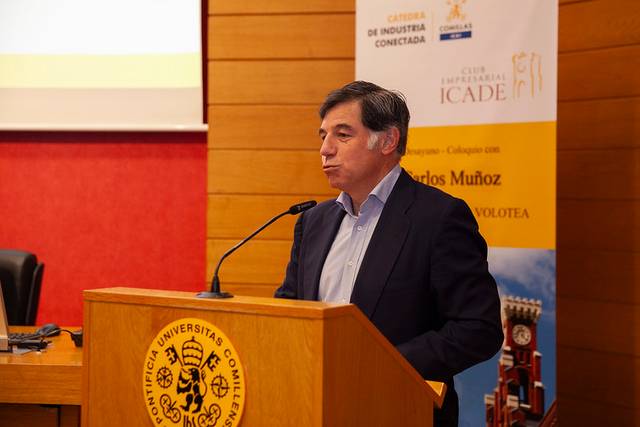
xmin=318 ymin=164 xmax=402 ymax=303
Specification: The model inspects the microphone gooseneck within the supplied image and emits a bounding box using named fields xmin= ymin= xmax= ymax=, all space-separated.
xmin=197 ymin=200 xmax=317 ymax=299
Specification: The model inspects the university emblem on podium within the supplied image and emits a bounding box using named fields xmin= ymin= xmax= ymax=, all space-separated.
xmin=142 ymin=318 xmax=245 ymax=427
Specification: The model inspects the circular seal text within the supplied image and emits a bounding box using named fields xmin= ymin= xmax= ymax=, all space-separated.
xmin=142 ymin=318 xmax=245 ymax=427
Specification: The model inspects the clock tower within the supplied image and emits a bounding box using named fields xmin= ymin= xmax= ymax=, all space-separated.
xmin=485 ymin=296 xmax=545 ymax=426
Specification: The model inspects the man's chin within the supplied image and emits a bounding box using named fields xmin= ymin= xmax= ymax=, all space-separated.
xmin=325 ymin=177 xmax=343 ymax=191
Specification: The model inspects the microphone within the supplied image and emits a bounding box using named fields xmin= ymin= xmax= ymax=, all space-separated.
xmin=197 ymin=200 xmax=317 ymax=299
xmin=288 ymin=200 xmax=317 ymax=214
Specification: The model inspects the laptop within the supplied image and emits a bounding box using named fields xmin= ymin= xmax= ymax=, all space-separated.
xmin=0 ymin=283 xmax=48 ymax=352
xmin=0 ymin=281 xmax=10 ymax=351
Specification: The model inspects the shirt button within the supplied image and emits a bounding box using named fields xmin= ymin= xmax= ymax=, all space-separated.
xmin=357 ymin=226 xmax=363 ymax=231
xmin=347 ymin=261 xmax=354 ymax=267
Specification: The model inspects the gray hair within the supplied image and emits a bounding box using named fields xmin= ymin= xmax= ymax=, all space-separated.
xmin=319 ymin=81 xmax=410 ymax=156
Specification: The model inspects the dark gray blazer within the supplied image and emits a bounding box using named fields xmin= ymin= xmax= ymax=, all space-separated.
xmin=275 ymin=169 xmax=503 ymax=424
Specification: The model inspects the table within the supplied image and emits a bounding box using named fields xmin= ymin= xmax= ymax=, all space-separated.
xmin=0 ymin=326 xmax=82 ymax=427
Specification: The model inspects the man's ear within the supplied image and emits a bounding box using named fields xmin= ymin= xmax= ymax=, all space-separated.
xmin=380 ymin=127 xmax=400 ymax=155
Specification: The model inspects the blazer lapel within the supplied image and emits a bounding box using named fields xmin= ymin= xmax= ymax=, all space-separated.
xmin=350 ymin=171 xmax=414 ymax=318
xmin=301 ymin=203 xmax=345 ymax=300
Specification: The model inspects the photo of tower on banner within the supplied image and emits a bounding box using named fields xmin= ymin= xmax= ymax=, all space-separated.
xmin=356 ymin=1 xmax=557 ymax=425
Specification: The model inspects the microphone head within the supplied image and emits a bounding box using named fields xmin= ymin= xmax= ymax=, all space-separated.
xmin=288 ymin=200 xmax=317 ymax=215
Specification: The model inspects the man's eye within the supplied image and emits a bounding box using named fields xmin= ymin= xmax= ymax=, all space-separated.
xmin=338 ymin=133 xmax=351 ymax=139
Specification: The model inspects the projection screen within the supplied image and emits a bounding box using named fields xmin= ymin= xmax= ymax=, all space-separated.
xmin=0 ymin=0 xmax=205 ymax=131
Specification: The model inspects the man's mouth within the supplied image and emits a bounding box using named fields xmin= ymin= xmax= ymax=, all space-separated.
xmin=323 ymin=164 xmax=339 ymax=171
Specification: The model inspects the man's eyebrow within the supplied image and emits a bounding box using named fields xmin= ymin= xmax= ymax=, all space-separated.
xmin=318 ymin=123 xmax=353 ymax=135
xmin=319 ymin=123 xmax=355 ymax=136
xmin=334 ymin=123 xmax=354 ymax=132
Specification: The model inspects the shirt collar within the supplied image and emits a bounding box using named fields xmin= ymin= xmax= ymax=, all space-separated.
xmin=336 ymin=164 xmax=402 ymax=217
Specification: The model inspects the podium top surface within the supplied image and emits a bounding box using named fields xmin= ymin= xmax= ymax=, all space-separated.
xmin=84 ymin=287 xmax=355 ymax=319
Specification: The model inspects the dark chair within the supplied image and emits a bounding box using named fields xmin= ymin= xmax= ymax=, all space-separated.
xmin=0 ymin=249 xmax=44 ymax=325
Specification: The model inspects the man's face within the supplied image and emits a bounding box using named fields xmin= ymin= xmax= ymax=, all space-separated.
xmin=318 ymin=100 xmax=386 ymax=197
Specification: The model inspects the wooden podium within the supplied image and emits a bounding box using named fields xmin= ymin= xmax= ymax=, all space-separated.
xmin=83 ymin=287 xmax=445 ymax=426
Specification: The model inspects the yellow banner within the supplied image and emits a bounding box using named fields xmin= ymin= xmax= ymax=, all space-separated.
xmin=402 ymin=121 xmax=556 ymax=249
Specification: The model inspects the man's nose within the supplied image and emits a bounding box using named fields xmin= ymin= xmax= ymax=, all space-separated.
xmin=320 ymin=136 xmax=336 ymax=157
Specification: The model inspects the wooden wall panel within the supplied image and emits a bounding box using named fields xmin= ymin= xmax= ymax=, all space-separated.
xmin=557 ymin=249 xmax=640 ymax=304
xmin=559 ymin=396 xmax=640 ymax=427
xmin=208 ymin=150 xmax=334 ymax=194
xmin=557 ymin=297 xmax=640 ymax=356
xmin=558 ymin=45 xmax=640 ymax=101
xmin=206 ymin=239 xmax=292 ymax=283
xmin=210 ymin=60 xmax=354 ymax=104
xmin=208 ymin=105 xmax=321 ymax=149
xmin=557 ymin=347 xmax=640 ymax=409
xmin=557 ymin=0 xmax=640 ymax=421
xmin=210 ymin=14 xmax=354 ymax=59
xmin=207 ymin=194 xmax=334 ymax=240
xmin=557 ymin=199 xmax=640 ymax=251
xmin=558 ymin=149 xmax=640 ymax=199
xmin=557 ymin=97 xmax=640 ymax=150
xmin=559 ymin=0 xmax=640 ymax=52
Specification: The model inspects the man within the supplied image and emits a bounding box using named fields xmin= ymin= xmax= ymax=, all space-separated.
xmin=275 ymin=81 xmax=503 ymax=426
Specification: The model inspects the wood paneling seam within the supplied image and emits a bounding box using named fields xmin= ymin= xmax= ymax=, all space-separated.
xmin=559 ymin=94 xmax=640 ymax=103
xmin=558 ymin=196 xmax=640 ymax=202
xmin=555 ymin=393 xmax=639 ymax=410
xmin=558 ymin=344 xmax=640 ymax=359
xmin=558 ymin=295 xmax=640 ymax=308
xmin=559 ymin=43 xmax=640 ymax=57
xmin=560 ymin=42 xmax=640 ymax=55
xmin=557 ymin=147 xmax=640 ymax=153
